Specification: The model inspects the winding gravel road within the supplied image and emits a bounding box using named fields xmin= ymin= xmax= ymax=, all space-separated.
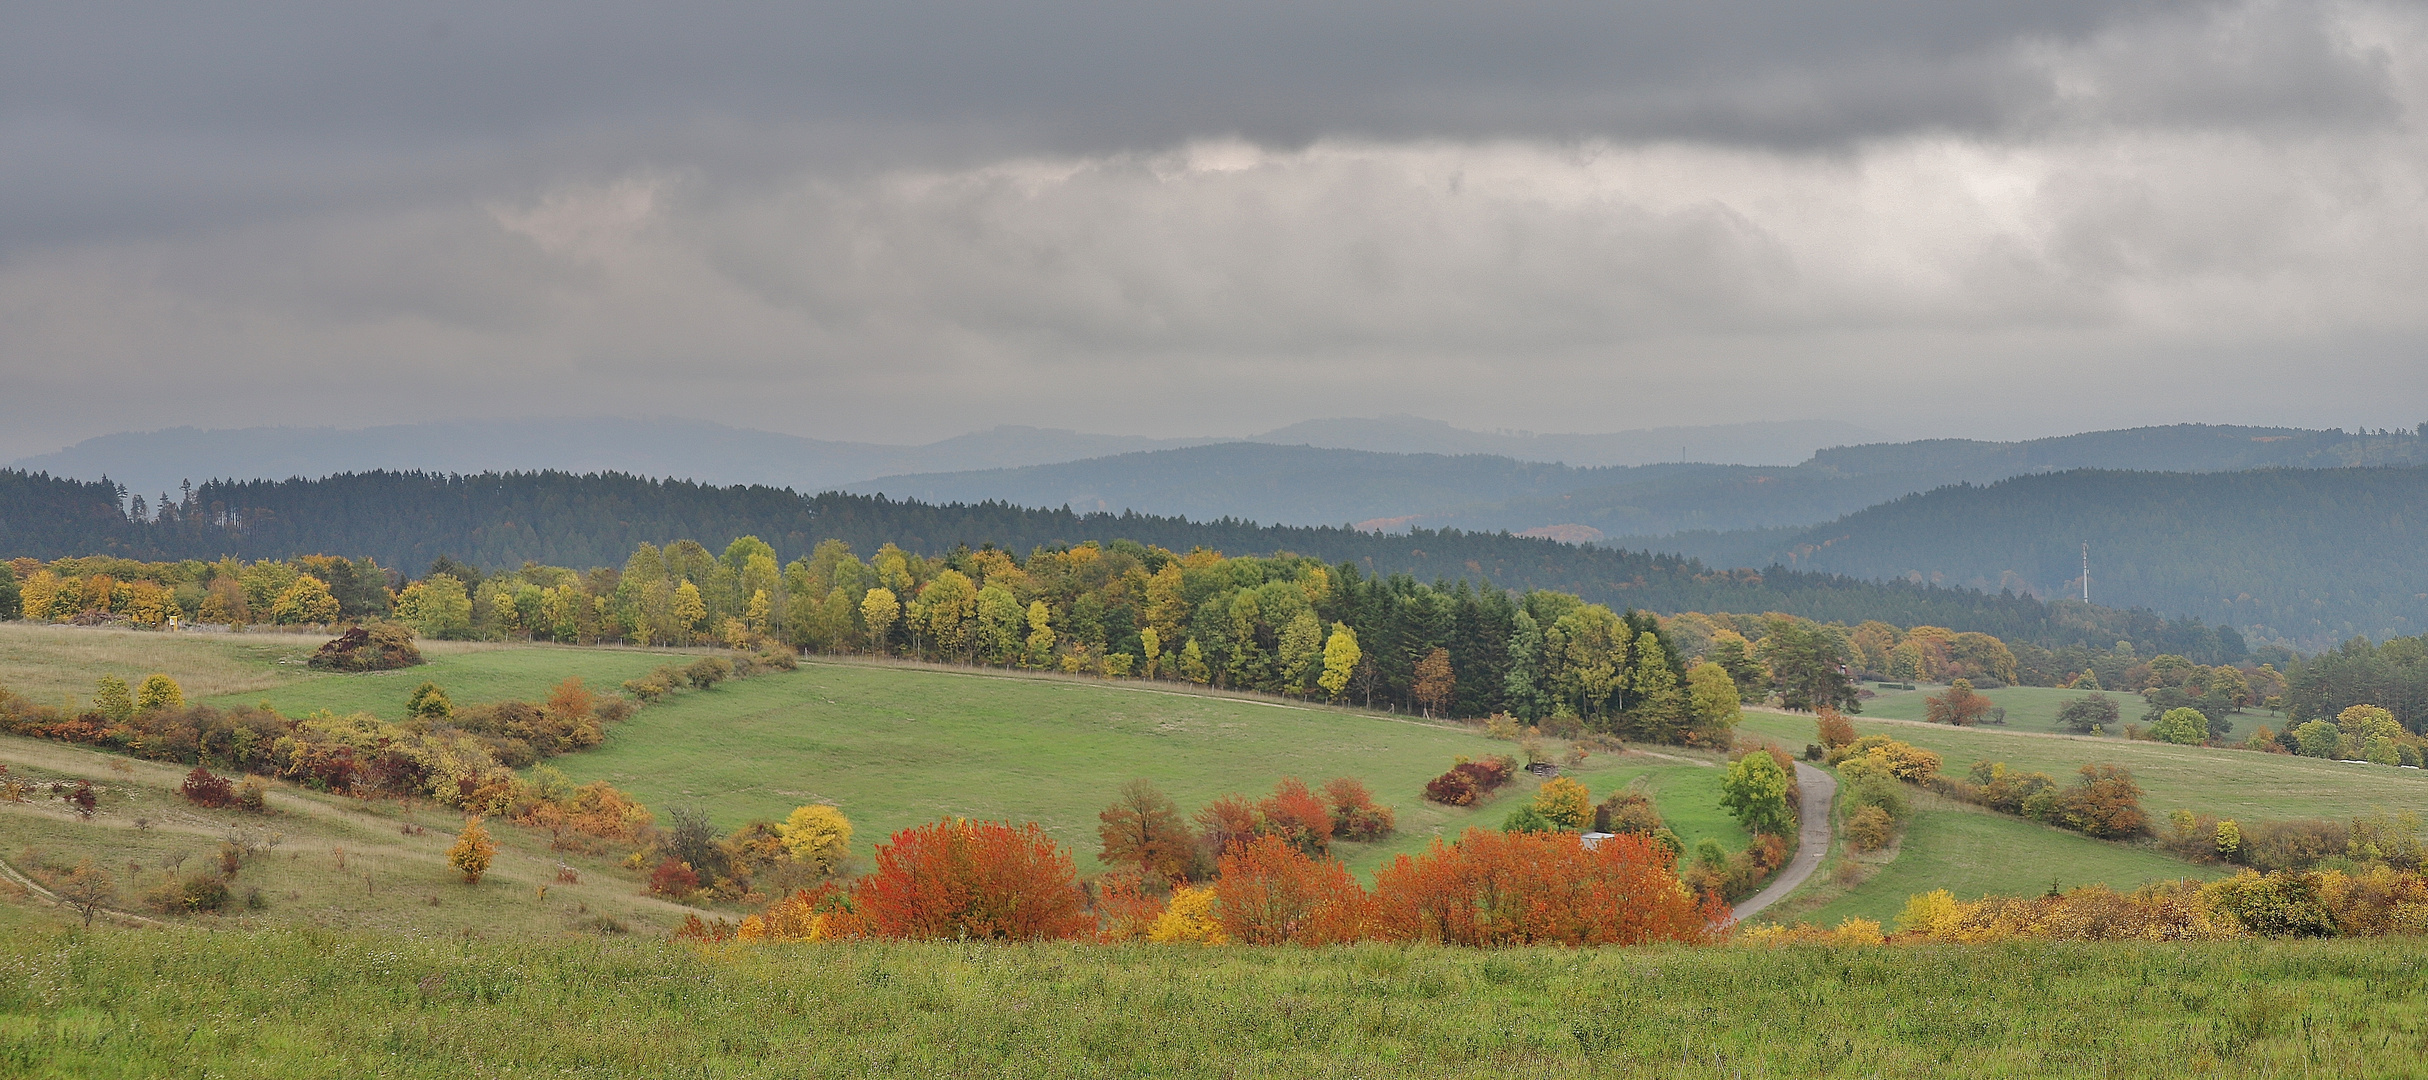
xmin=1731 ymin=760 xmax=1836 ymax=922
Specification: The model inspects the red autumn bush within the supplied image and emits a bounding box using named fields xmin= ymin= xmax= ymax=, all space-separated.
xmin=844 ymin=818 xmax=1094 ymax=941
xmin=1254 ymin=777 xmax=1335 ymax=856
xmin=180 ymin=766 xmax=236 ymax=808
xmin=1320 ymin=777 xmax=1396 ymax=842
xmin=1193 ymin=793 xmax=1261 ymax=858
xmin=1422 ymin=755 xmax=1517 ymax=806
xmin=1211 ymin=834 xmax=1371 ymax=945
xmin=648 ymin=858 xmax=700 ymax=898
xmin=1371 ymin=829 xmax=1723 ymax=946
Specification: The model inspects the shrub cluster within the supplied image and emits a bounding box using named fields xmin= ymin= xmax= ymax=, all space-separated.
xmin=307 ymin=623 xmax=424 ymax=672
xmin=1421 ymin=755 xmax=1516 ymax=806
xmin=1873 ymin=867 xmax=2428 ymax=943
xmin=737 ymin=820 xmax=1720 ymax=948
xmin=1095 ymin=777 xmax=1399 ymax=884
xmin=1934 ymin=760 xmax=2150 ymax=839
xmin=622 ymin=650 xmax=793 ymax=701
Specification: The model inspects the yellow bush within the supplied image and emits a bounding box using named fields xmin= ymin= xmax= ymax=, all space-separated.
xmin=1532 ymin=777 xmax=1592 ymax=831
xmin=1146 ymin=885 xmax=1227 ymax=945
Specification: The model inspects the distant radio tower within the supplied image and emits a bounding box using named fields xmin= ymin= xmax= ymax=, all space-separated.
xmin=2081 ymin=542 xmax=2090 ymax=603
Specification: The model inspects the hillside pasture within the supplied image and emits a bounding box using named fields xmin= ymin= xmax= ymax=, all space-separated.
xmin=1741 ymin=709 xmax=2428 ymax=823
xmin=1757 ymin=790 xmax=2221 ymax=929
xmin=217 ymin=640 xmax=692 ymax=720
xmin=1855 ymin=682 xmax=2277 ymax=743
xmin=0 ymin=623 xmax=322 ymax=705
xmin=553 ymin=659 xmax=1753 ymax=878
xmin=0 ymin=734 xmax=702 ymax=937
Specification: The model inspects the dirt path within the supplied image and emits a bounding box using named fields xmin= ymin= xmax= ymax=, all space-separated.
xmin=1732 ymin=760 xmax=1835 ymax=922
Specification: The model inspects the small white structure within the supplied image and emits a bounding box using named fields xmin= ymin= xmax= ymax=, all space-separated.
xmin=1579 ymin=831 xmax=1617 ymax=851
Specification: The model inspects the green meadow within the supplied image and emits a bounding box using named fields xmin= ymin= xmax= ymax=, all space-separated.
xmin=0 ymin=929 xmax=2422 ymax=1078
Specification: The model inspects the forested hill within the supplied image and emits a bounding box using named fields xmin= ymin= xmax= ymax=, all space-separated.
xmin=0 ymin=468 xmax=2243 ymax=659
xmin=1728 ymin=466 xmax=2428 ymax=650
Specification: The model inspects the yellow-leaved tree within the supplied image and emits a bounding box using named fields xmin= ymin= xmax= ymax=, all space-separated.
xmin=780 ymin=805 xmax=853 ymax=875
xmin=861 ymin=588 xmax=900 ymax=653
xmin=135 ymin=674 xmax=184 ymax=713
xmin=1319 ymin=623 xmax=1360 ymax=701
xmin=1532 ymin=776 xmax=1592 ymax=831
xmin=1147 ymin=885 xmax=1227 ymax=944
xmin=448 ymin=817 xmax=497 ymax=884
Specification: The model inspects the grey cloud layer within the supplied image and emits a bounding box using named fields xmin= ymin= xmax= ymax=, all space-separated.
xmin=1 ymin=0 xmax=2422 ymax=454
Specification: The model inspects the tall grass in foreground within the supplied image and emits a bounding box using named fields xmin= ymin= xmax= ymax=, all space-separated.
xmin=0 ymin=929 xmax=2422 ymax=1077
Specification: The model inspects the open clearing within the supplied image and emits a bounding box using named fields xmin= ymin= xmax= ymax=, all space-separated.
xmin=1855 ymin=683 xmax=2279 ymax=743
xmin=2 ymin=929 xmax=2422 ymax=1078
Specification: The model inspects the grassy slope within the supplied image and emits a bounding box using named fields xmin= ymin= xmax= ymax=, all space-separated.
xmin=1741 ymin=709 xmax=2428 ymax=822
xmin=1763 ymin=792 xmax=2222 ymax=928
xmin=552 ymin=659 xmax=1749 ymax=878
xmin=2 ymin=930 xmax=2424 ymax=1078
xmin=1857 ymin=683 xmax=2280 ymax=743
xmin=217 ymin=642 xmax=690 ymax=718
xmin=0 ymin=624 xmax=323 ymax=704
xmin=0 ymin=734 xmax=706 ymax=937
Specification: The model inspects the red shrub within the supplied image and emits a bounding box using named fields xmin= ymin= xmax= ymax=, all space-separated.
xmin=180 ymin=766 xmax=236 ymax=808
xmin=648 ymin=859 xmax=700 ymax=898
xmin=847 ymin=818 xmax=1094 ymax=941
xmin=1371 ymin=829 xmax=1724 ymax=946
xmin=1210 ymin=835 xmax=1370 ymax=945
xmin=1422 ymin=755 xmax=1517 ymax=806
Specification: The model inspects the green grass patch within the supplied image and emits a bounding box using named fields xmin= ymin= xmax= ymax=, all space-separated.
xmin=556 ymin=660 xmax=1745 ymax=878
xmin=0 ymin=929 xmax=2422 ymax=1077
xmin=1781 ymin=793 xmax=2221 ymax=928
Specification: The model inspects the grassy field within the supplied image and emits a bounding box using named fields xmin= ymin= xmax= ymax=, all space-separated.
xmin=551 ymin=659 xmax=1750 ymax=878
xmin=1757 ymin=790 xmax=2222 ymax=928
xmin=0 ymin=623 xmax=324 ymax=704
xmin=0 ymin=929 xmax=2422 ymax=1077
xmin=218 ymin=641 xmax=691 ymax=719
xmin=1741 ymin=709 xmax=2428 ymax=823
xmin=0 ymin=734 xmax=705 ymax=938
xmin=1856 ymin=683 xmax=2281 ymax=743
xmin=0 ymin=626 xmax=1759 ymax=882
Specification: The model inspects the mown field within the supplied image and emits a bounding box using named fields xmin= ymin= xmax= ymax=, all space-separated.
xmin=0 ymin=928 xmax=2422 ymax=1078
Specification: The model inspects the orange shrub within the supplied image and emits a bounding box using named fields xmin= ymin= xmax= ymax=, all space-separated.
xmin=1255 ymin=777 xmax=1335 ymax=856
xmin=1370 ymin=829 xmax=1723 ymax=946
xmin=1815 ymin=707 xmax=1856 ymax=750
xmin=1211 ymin=835 xmax=1370 ymax=945
xmin=848 ymin=818 xmax=1094 ymax=941
xmin=1193 ymin=794 xmax=1260 ymax=857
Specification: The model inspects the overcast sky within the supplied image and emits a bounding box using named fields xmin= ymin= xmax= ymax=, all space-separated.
xmin=3 ymin=0 xmax=2424 ymax=458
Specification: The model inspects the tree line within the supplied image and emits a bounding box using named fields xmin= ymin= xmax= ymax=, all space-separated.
xmin=0 ymin=466 xmax=2254 ymax=656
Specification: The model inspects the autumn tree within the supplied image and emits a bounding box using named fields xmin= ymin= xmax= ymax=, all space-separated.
xmin=860 ymin=587 xmax=900 ymax=653
xmin=1256 ymin=778 xmax=1335 ymax=857
xmin=1925 ymin=679 xmax=1994 ymax=727
xmin=135 ymin=674 xmax=184 ymax=713
xmin=1532 ymin=776 xmax=1592 ymax=831
xmin=55 ymin=859 xmax=115 ymax=928
xmin=1412 ymin=648 xmax=1455 ymax=718
xmin=1369 ymin=829 xmax=1717 ymax=947
xmin=846 ymin=818 xmax=1093 ymax=941
xmin=1814 ymin=706 xmax=1857 ymax=749
xmin=1318 ymin=623 xmax=1360 ymax=701
xmin=406 ymin=681 xmax=454 ymax=722
xmin=1276 ymin=612 xmax=1323 ymax=694
xmin=1684 ymin=660 xmax=1742 ymax=745
xmin=92 ymin=675 xmax=135 ymax=723
xmin=1319 ymin=777 xmax=1396 ymax=842
xmin=1720 ymin=750 xmax=1794 ymax=836
xmin=1210 ymin=835 xmax=1369 ymax=945
xmin=1762 ymin=620 xmax=1860 ymax=713
xmin=2053 ymin=764 xmax=2148 ymax=839
xmin=1097 ymin=780 xmax=1198 ymax=881
xmin=448 ymin=817 xmax=498 ymax=883
xmin=780 ymin=805 xmax=854 ymax=875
